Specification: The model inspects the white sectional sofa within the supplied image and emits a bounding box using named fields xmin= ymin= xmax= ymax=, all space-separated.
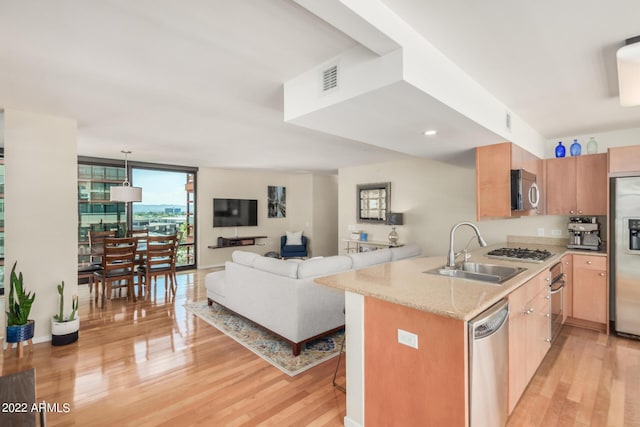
xmin=205 ymin=244 xmax=422 ymax=355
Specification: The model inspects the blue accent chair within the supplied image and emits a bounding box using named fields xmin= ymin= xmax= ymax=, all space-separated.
xmin=280 ymin=235 xmax=308 ymax=258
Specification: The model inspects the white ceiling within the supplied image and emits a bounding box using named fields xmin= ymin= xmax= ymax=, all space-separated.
xmin=380 ymin=0 xmax=640 ymax=137
xmin=0 ymin=0 xmax=639 ymax=172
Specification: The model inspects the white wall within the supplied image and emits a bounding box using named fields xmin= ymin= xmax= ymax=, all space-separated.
xmin=339 ymin=157 xmax=569 ymax=257
xmin=546 ymin=126 xmax=640 ymax=158
xmin=196 ymin=168 xmax=339 ymax=267
xmin=312 ymin=174 xmax=339 ymax=257
xmin=4 ymin=109 xmax=77 ymax=342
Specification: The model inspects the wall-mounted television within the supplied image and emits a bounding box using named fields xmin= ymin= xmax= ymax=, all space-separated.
xmin=213 ymin=198 xmax=258 ymax=227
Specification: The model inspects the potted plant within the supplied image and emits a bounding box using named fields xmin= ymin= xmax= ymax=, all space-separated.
xmin=5 ymin=262 xmax=36 ymax=345
xmin=51 ymin=281 xmax=79 ymax=346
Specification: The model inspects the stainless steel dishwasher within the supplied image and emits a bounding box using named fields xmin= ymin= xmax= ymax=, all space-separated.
xmin=469 ymin=298 xmax=509 ymax=427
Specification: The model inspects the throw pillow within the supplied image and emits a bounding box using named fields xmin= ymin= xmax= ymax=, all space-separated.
xmin=286 ymin=231 xmax=303 ymax=246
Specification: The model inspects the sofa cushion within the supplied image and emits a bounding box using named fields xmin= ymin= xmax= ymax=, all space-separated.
xmin=297 ymin=255 xmax=353 ymax=279
xmin=253 ymin=256 xmax=299 ymax=278
xmin=205 ymin=270 xmax=226 ymax=301
xmin=390 ymin=244 xmax=422 ymax=261
xmin=285 ymin=231 xmax=303 ymax=245
xmin=349 ymin=248 xmax=392 ymax=269
xmin=231 ymin=250 xmax=260 ymax=267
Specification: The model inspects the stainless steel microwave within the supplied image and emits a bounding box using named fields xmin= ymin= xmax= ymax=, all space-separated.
xmin=511 ymin=169 xmax=540 ymax=211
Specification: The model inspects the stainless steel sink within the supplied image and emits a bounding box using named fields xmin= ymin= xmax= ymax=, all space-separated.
xmin=425 ymin=262 xmax=527 ymax=284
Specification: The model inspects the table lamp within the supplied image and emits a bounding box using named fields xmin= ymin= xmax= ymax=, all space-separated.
xmin=387 ymin=212 xmax=404 ymax=246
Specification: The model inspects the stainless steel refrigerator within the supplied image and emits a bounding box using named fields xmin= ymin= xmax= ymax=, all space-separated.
xmin=612 ymin=176 xmax=640 ymax=337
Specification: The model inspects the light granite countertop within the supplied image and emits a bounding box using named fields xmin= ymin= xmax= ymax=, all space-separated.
xmin=314 ymin=242 xmax=607 ymax=322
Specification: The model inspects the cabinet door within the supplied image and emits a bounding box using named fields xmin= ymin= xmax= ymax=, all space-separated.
xmin=562 ymin=255 xmax=573 ymax=321
xmin=576 ymin=154 xmax=607 ymax=215
xmin=526 ymin=290 xmax=551 ymax=379
xmin=476 ymin=143 xmax=512 ymax=219
xmin=610 ymin=145 xmax=640 ymax=174
xmin=546 ymin=157 xmax=577 ymax=215
xmin=573 ymin=256 xmax=607 ymax=324
xmin=508 ymin=283 xmax=528 ymax=414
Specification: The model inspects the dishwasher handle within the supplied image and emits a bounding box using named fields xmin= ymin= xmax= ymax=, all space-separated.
xmin=473 ymin=301 xmax=509 ymax=340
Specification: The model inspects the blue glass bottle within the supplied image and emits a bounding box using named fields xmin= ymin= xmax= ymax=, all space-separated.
xmin=570 ymin=139 xmax=581 ymax=156
xmin=555 ymin=141 xmax=566 ymax=158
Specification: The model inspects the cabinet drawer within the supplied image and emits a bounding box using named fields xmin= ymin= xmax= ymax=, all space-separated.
xmin=527 ymin=269 xmax=549 ymax=302
xmin=573 ymin=255 xmax=606 ymax=271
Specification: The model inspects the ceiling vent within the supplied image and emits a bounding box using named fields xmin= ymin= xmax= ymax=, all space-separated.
xmin=321 ymin=64 xmax=339 ymax=93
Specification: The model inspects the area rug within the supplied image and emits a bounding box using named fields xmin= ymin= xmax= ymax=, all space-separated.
xmin=185 ymin=301 xmax=344 ymax=376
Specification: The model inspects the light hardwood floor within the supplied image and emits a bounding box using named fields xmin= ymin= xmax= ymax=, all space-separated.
xmin=1 ymin=269 xmax=347 ymax=426
xmin=2 ymin=269 xmax=639 ymax=426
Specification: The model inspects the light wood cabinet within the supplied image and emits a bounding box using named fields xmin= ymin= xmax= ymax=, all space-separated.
xmin=609 ymin=145 xmax=640 ymax=174
xmin=508 ymin=269 xmax=550 ymax=413
xmin=545 ymin=154 xmax=607 ymax=215
xmin=476 ymin=142 xmax=543 ymax=220
xmin=561 ymin=254 xmax=573 ymax=321
xmin=507 ymin=281 xmax=528 ymax=414
xmin=572 ymin=254 xmax=608 ymax=325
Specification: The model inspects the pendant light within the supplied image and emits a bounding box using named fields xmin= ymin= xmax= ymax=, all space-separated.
xmin=110 ymin=150 xmax=142 ymax=202
xmin=617 ymin=35 xmax=640 ymax=107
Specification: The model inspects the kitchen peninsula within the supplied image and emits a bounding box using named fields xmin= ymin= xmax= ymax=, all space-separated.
xmin=315 ymin=242 xmax=607 ymax=427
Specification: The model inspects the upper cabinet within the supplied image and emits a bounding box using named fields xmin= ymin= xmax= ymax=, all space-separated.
xmin=609 ymin=145 xmax=640 ymax=175
xmin=545 ymin=154 xmax=607 ymax=216
xmin=476 ymin=142 xmax=543 ymax=220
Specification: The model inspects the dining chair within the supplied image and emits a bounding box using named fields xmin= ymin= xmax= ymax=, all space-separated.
xmin=94 ymin=237 xmax=139 ymax=303
xmin=85 ymin=230 xmax=117 ymax=294
xmin=137 ymin=235 xmax=177 ymax=300
xmin=128 ymin=228 xmax=149 ymax=266
xmin=173 ymin=231 xmax=184 ymax=288
xmin=128 ymin=228 xmax=149 ymax=239
xmin=88 ymin=230 xmax=117 ymax=264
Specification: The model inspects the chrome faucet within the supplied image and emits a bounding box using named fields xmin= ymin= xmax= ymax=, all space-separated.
xmin=446 ymin=222 xmax=488 ymax=268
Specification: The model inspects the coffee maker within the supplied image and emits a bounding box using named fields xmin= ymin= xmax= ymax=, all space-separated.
xmin=567 ymin=217 xmax=601 ymax=250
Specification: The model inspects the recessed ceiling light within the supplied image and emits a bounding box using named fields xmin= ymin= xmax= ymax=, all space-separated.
xmin=423 ymin=130 xmax=437 ymax=136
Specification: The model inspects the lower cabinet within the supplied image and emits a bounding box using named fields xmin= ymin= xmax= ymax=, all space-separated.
xmin=561 ymin=254 xmax=573 ymax=321
xmin=572 ymin=254 xmax=608 ymax=326
xmin=508 ymin=269 xmax=551 ymax=414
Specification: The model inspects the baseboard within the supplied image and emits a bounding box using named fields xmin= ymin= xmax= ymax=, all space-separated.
xmin=197 ymin=264 xmax=225 ymax=270
xmin=565 ymin=317 xmax=607 ymax=333
xmin=344 ymin=416 xmax=363 ymax=427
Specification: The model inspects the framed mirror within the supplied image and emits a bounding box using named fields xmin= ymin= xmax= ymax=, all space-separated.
xmin=357 ymin=182 xmax=390 ymax=223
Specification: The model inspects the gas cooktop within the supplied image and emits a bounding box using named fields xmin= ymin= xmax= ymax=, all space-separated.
xmin=485 ymin=247 xmax=554 ymax=263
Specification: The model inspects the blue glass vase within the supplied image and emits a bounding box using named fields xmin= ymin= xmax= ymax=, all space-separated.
xmin=570 ymin=139 xmax=581 ymax=156
xmin=555 ymin=141 xmax=566 ymax=158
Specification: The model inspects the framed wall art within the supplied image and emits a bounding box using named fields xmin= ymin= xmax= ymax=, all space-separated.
xmin=268 ymin=185 xmax=286 ymax=218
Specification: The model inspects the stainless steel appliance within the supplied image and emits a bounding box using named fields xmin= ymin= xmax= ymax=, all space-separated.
xmin=612 ymin=177 xmax=640 ymax=337
xmin=511 ymin=169 xmax=540 ymax=212
xmin=469 ymin=299 xmax=509 ymax=427
xmin=567 ymin=217 xmax=602 ymax=251
xmin=486 ymin=247 xmax=554 ymax=263
xmin=549 ymin=262 xmax=565 ymax=342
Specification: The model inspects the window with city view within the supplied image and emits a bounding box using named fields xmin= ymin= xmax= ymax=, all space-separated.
xmin=78 ymin=161 xmax=196 ymax=272
xmin=131 ymin=168 xmax=195 ymax=268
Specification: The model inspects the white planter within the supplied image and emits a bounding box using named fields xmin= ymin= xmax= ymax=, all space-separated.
xmin=51 ymin=317 xmax=79 ymax=346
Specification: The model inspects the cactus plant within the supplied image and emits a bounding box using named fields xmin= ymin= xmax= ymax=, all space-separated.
xmin=6 ymin=262 xmax=36 ymax=326
xmin=54 ymin=281 xmax=78 ymax=322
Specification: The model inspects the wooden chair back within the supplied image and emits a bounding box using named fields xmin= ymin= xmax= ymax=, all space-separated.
xmin=89 ymin=230 xmax=117 ymax=263
xmin=128 ymin=228 xmax=149 ymax=238
xmin=144 ymin=235 xmax=177 ymax=270
xmin=101 ymin=237 xmax=138 ymax=276
xmin=138 ymin=235 xmax=177 ymax=299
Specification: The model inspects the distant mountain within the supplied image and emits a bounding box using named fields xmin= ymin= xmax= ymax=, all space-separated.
xmin=133 ymin=204 xmax=186 ymax=214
